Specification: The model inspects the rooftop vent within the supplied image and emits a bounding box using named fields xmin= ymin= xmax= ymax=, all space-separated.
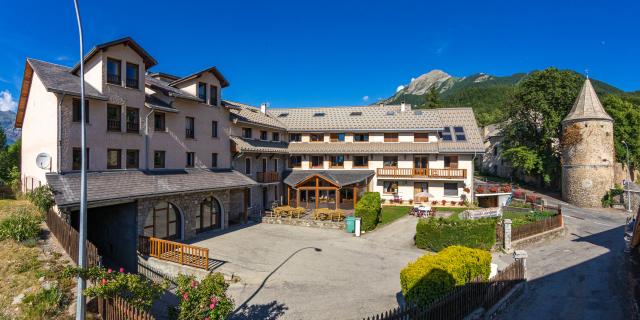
xmin=350 ymin=111 xmax=362 ymax=116
xmin=278 ymin=113 xmax=289 ymax=118
xmin=313 ymin=112 xmax=326 ymax=117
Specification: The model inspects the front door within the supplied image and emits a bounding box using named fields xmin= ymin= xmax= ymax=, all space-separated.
xmin=414 ymin=182 xmax=429 ymax=203
xmin=414 ymin=156 xmax=429 ymax=175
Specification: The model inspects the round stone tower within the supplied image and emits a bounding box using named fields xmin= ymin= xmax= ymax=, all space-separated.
xmin=561 ymin=79 xmax=614 ymax=207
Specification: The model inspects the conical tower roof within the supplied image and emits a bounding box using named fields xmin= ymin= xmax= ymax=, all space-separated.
xmin=562 ymin=79 xmax=613 ymax=124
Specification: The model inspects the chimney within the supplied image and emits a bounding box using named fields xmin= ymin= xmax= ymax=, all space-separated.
xmin=260 ymin=103 xmax=267 ymax=113
xmin=379 ymin=103 xmax=385 ymax=108
xmin=401 ymin=101 xmax=410 ymax=113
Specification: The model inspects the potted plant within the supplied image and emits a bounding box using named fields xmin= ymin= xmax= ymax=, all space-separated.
xmin=489 ymin=186 xmax=499 ymax=193
xmin=501 ymin=185 xmax=512 ymax=193
xmin=476 ymin=186 xmax=485 ymax=193
xmin=441 ymin=199 xmax=447 ymax=206
xmin=463 ymin=187 xmax=470 ymax=193
xmin=431 ymin=200 xmax=438 ymax=205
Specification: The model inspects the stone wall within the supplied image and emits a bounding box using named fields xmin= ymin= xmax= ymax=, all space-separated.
xmin=561 ymin=120 xmax=614 ymax=207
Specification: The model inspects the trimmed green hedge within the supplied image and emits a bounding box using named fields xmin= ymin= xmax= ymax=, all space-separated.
xmin=400 ymin=246 xmax=491 ymax=305
xmin=354 ymin=192 xmax=381 ymax=231
xmin=415 ymin=218 xmax=496 ymax=252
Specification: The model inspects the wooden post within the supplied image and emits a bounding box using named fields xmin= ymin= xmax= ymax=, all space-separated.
xmin=296 ymin=189 xmax=300 ymax=208
xmin=335 ymin=188 xmax=340 ymax=210
xmin=354 ymin=186 xmax=358 ymax=208
xmin=287 ymin=186 xmax=291 ymax=205
xmin=315 ymin=177 xmax=319 ymax=209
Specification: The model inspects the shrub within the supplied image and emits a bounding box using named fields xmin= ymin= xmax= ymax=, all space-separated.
xmin=400 ymin=246 xmax=491 ymax=305
xmin=354 ymin=192 xmax=381 ymax=231
xmin=173 ymin=273 xmax=234 ymax=320
xmin=415 ymin=218 xmax=497 ymax=252
xmin=63 ymin=266 xmax=166 ymax=310
xmin=26 ymin=186 xmax=55 ymax=212
xmin=0 ymin=208 xmax=42 ymax=242
xmin=22 ymin=286 xmax=63 ymax=318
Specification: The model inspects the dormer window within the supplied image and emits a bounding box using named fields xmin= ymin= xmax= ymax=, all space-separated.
xmin=209 ymin=85 xmax=218 ymax=105
xmin=272 ymin=132 xmax=280 ymax=141
xmin=310 ymin=133 xmax=324 ymax=142
xmin=126 ymin=63 xmax=139 ymax=89
xmin=454 ymin=126 xmax=466 ymax=141
xmin=107 ymin=58 xmax=121 ymax=85
xmin=289 ymin=133 xmax=301 ymax=142
xmin=197 ymin=82 xmax=207 ymax=101
xmin=353 ymin=133 xmax=369 ymax=142
xmin=242 ymin=128 xmax=252 ymax=139
xmin=260 ymin=131 xmax=268 ymax=141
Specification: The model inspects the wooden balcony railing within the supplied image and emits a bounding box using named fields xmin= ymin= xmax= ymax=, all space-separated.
xmin=257 ymin=171 xmax=280 ymax=183
xmin=107 ymin=119 xmax=121 ymax=132
xmin=138 ymin=236 xmax=209 ymax=270
xmin=376 ymin=168 xmax=467 ymax=179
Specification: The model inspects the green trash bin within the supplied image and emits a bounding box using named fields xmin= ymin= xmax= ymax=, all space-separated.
xmin=345 ymin=216 xmax=356 ymax=233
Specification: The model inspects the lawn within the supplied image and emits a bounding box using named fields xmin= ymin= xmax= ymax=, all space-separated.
xmin=502 ymin=210 xmax=557 ymax=227
xmin=379 ymin=206 xmax=411 ymax=226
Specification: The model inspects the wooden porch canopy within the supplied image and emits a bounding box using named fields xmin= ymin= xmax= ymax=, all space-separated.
xmin=283 ymin=170 xmax=374 ymax=210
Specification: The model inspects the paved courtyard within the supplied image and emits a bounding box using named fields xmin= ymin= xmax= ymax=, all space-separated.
xmin=191 ymin=216 xmax=424 ymax=320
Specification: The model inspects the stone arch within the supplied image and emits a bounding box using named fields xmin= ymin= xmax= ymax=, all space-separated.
xmin=197 ymin=195 xmax=225 ymax=233
xmin=141 ymin=201 xmax=184 ymax=240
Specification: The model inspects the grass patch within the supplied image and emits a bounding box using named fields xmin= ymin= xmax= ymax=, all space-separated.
xmin=0 ymin=200 xmax=36 ymax=220
xmin=380 ymin=206 xmax=411 ymax=225
xmin=503 ymin=210 xmax=557 ymax=227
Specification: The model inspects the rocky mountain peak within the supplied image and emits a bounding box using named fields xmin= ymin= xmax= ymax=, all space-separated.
xmin=402 ymin=69 xmax=452 ymax=95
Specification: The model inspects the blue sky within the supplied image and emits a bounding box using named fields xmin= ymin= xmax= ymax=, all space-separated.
xmin=0 ymin=0 xmax=638 ymax=111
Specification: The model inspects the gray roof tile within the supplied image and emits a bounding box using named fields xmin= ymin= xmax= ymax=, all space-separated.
xmin=28 ymin=59 xmax=106 ymax=100
xmin=563 ymin=79 xmax=613 ymax=123
xmin=145 ymin=76 xmax=202 ymax=102
xmin=283 ymin=170 xmax=374 ymax=187
xmin=230 ymin=136 xmax=289 ymax=154
xmin=46 ymin=169 xmax=256 ymax=208
xmin=287 ymin=142 xmax=440 ymax=154
xmin=224 ymin=100 xmax=287 ymax=129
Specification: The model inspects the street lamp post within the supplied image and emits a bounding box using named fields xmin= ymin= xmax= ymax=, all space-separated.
xmin=623 ymin=141 xmax=631 ymax=213
xmin=72 ymin=0 xmax=88 ymax=319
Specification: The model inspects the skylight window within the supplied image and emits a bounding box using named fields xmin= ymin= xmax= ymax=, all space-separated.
xmin=439 ymin=127 xmax=453 ymax=141
xmin=313 ymin=112 xmax=326 ymax=117
xmin=454 ymin=126 xmax=466 ymax=141
xmin=413 ymin=110 xmax=423 ymax=115
xmin=278 ymin=113 xmax=289 ymax=118
xmin=350 ymin=111 xmax=362 ymax=116
xmin=386 ymin=111 xmax=395 ymax=116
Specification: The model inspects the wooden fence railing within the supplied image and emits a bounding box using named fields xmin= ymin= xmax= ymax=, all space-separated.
xmin=362 ymin=260 xmax=525 ymax=320
xmin=45 ymin=209 xmax=100 ymax=267
xmin=138 ymin=236 xmax=209 ymax=270
xmin=376 ymin=168 xmax=467 ymax=179
xmin=97 ymin=296 xmax=155 ymax=320
xmin=511 ymin=213 xmax=563 ymax=241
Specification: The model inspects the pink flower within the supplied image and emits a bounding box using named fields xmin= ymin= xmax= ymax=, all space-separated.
xmin=119 ymin=267 xmax=124 ymax=273
xmin=107 ymin=268 xmax=112 ymax=273
xmin=205 ymin=318 xmax=209 ymax=320
xmin=191 ymin=280 xmax=197 ymax=288
xmin=182 ymin=293 xmax=188 ymax=300
xmin=210 ymin=303 xmax=215 ymax=310
xmin=210 ymin=297 xmax=217 ymax=303
xmin=101 ymin=278 xmax=107 ymax=285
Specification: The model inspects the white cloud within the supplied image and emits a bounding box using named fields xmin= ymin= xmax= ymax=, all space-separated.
xmin=0 ymin=90 xmax=18 ymax=112
xmin=55 ymin=55 xmax=71 ymax=62
xmin=396 ymin=85 xmax=405 ymax=92
xmin=362 ymin=96 xmax=369 ymax=102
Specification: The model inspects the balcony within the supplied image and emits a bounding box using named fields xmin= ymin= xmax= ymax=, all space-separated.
xmin=126 ymin=121 xmax=139 ymax=133
xmin=125 ymin=78 xmax=139 ymax=89
xmin=107 ymin=119 xmax=121 ymax=132
xmin=257 ymin=171 xmax=280 ymax=183
xmin=376 ymin=168 xmax=467 ymax=179
xmin=107 ymin=74 xmax=121 ymax=85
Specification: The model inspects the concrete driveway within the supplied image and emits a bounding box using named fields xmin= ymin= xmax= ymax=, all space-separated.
xmin=191 ymin=215 xmax=424 ymax=320
xmin=494 ymin=197 xmax=636 ymax=319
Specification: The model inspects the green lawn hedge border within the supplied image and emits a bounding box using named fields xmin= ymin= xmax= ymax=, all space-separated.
xmin=415 ymin=217 xmax=496 ymax=252
xmin=400 ymin=245 xmax=491 ymax=305
xmin=354 ymin=192 xmax=381 ymax=231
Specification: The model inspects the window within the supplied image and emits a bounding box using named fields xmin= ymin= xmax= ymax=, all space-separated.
xmin=444 ymin=183 xmax=459 ymax=196
xmin=272 ymin=132 xmax=280 ymax=141
xmin=72 ymin=148 xmax=89 ymax=170
xmin=260 ymin=131 xmax=268 ymax=140
xmin=197 ymin=197 xmax=221 ymax=232
xmin=311 ymin=156 xmax=324 ymax=168
xmin=444 ymin=156 xmax=458 ymax=169
xmin=384 ymin=133 xmax=399 ymax=142
xmin=107 ymin=104 xmax=121 ymax=131
xmin=125 ymin=62 xmax=139 ymax=89
xmin=278 ymin=113 xmax=289 ymax=118
xmin=197 ymin=82 xmax=207 ymax=101
xmin=330 ymin=155 xmax=344 ymax=168
xmin=209 ymin=85 xmax=218 ymax=105
xmin=414 ymin=132 xmax=429 ymax=142
xmin=154 ymin=113 xmax=166 ymax=131
xmin=383 ymin=181 xmax=399 ymax=194
xmin=242 ymin=128 xmax=252 ymax=139
xmin=289 ymin=155 xmax=302 ymax=168
xmin=350 ymin=111 xmax=362 ymax=116
xmin=383 ymin=156 xmax=398 ymax=168
xmin=211 ymin=153 xmax=218 ymax=168
xmin=185 ymin=117 xmax=195 ymax=139
xmin=353 ymin=156 xmax=369 ymax=167
xmin=353 ymin=133 xmax=369 ymax=142
xmin=454 ymin=126 xmax=466 ymax=141
xmin=107 ymin=149 xmax=121 ymax=169
xmin=330 ymin=133 xmax=345 ymax=142
xmin=313 ymin=112 xmax=325 ymax=117
xmin=106 ymin=58 xmax=121 ymax=85
xmin=126 ymin=107 xmax=139 ymax=133
xmin=245 ymin=158 xmax=251 ymax=174
xmin=289 ymin=133 xmax=301 ymax=142
xmin=211 ymin=121 xmax=218 ymax=138
xmin=143 ymin=201 xmax=180 ymax=240
xmin=186 ymin=152 xmax=195 ymax=167
xmin=126 ymin=149 xmax=139 ymax=169
xmin=273 ymin=158 xmax=279 ymax=171
xmin=310 ymin=133 xmax=324 ymax=142
xmin=72 ymin=98 xmax=90 ymax=123
xmin=154 ymin=151 xmax=165 ymax=168
xmin=439 ymin=127 xmax=452 ymax=141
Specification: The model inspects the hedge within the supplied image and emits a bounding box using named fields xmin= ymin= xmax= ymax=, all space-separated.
xmin=354 ymin=192 xmax=381 ymax=231
xmin=415 ymin=218 xmax=496 ymax=252
xmin=400 ymin=246 xmax=491 ymax=305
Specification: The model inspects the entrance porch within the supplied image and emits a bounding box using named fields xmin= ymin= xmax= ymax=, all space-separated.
xmin=283 ymin=170 xmax=375 ymax=211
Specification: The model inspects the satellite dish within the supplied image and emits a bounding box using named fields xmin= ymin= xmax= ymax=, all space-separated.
xmin=36 ymin=153 xmax=51 ymax=170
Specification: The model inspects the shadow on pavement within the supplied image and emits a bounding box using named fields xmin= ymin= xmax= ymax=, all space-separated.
xmin=230 ymin=300 xmax=288 ymax=320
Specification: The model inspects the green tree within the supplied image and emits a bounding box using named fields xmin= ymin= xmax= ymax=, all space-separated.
xmin=501 ymin=68 xmax=582 ymax=187
xmin=422 ymin=86 xmax=441 ymax=109
xmin=0 ymin=137 xmax=20 ymax=184
xmin=602 ymin=95 xmax=640 ymax=168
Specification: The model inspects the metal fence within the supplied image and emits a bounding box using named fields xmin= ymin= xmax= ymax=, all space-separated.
xmin=45 ymin=209 xmax=101 ymax=267
xmin=362 ymin=260 xmax=525 ymax=320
